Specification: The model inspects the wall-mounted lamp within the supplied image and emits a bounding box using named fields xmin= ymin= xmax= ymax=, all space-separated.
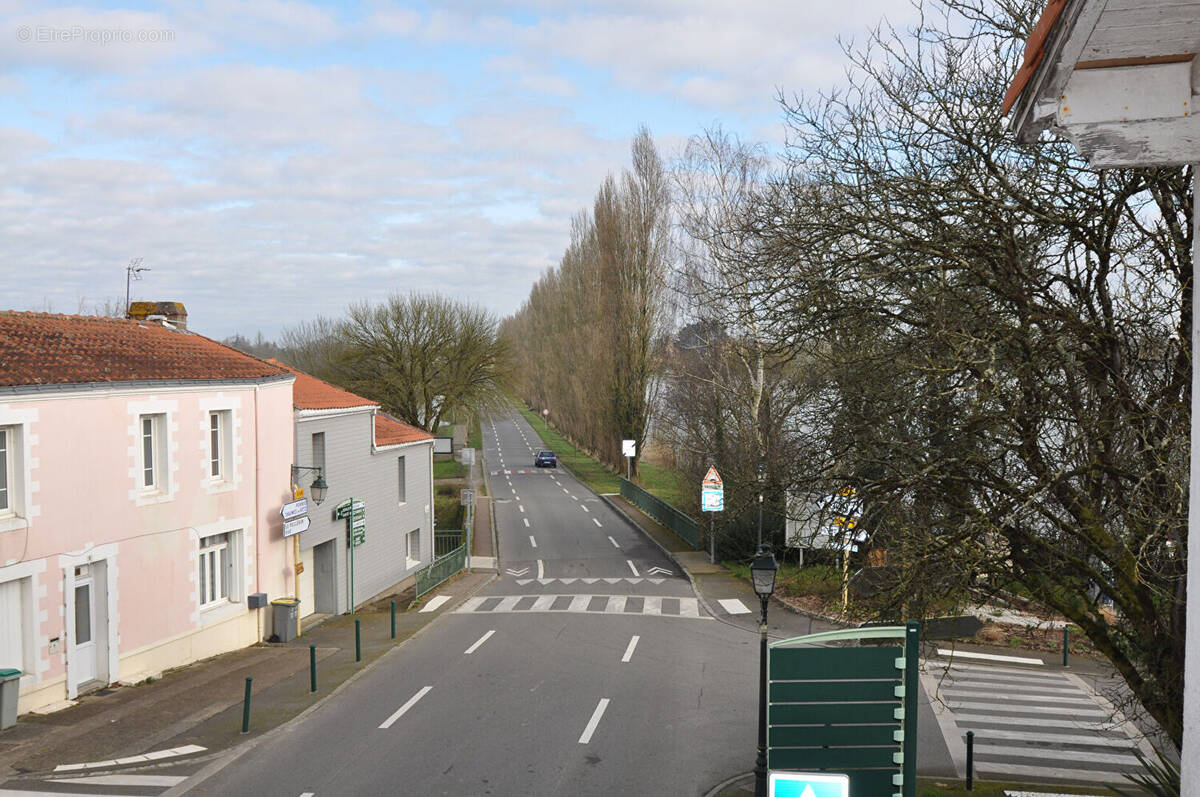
xmin=290 ymin=465 xmax=328 ymax=505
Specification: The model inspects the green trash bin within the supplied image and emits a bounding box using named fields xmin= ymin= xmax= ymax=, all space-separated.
xmin=271 ymin=598 xmax=300 ymax=642
xmin=0 ymin=669 xmax=21 ymax=730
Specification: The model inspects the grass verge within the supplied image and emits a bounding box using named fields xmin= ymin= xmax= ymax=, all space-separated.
xmin=433 ymin=459 xmax=466 ymax=480
xmin=917 ymin=777 xmax=1119 ymax=795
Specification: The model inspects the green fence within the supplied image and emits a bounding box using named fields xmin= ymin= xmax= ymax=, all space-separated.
xmin=415 ymin=544 xmax=466 ymax=598
xmin=435 ymin=530 xmax=465 ymax=558
xmin=619 ymin=478 xmax=700 ymax=549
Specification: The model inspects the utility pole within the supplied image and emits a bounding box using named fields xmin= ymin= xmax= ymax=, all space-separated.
xmin=124 ymin=258 xmax=149 ymax=317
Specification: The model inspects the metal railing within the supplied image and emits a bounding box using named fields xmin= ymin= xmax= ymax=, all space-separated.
xmin=619 ymin=478 xmax=701 ymax=549
xmin=415 ymin=543 xmax=466 ymax=598
xmin=435 ymin=530 xmax=465 ymax=558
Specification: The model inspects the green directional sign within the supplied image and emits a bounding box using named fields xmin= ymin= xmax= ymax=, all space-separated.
xmin=769 ymin=772 xmax=849 ymax=797
xmin=334 ymin=498 xmax=366 ymax=546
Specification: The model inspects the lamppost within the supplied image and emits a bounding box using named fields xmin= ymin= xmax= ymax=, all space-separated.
xmin=756 ymin=456 xmax=766 ymax=548
xmin=290 ymin=465 xmax=328 ymax=504
xmin=751 ymin=544 xmax=778 ymax=797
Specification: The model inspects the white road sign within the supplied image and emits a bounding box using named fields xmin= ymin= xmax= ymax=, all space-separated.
xmin=622 ymin=439 xmax=636 ymax=457
xmin=282 ymin=515 xmax=310 ymax=537
xmin=280 ymin=498 xmax=308 ymax=520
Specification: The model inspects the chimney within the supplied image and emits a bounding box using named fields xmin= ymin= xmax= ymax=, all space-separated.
xmin=128 ymin=301 xmax=187 ymax=330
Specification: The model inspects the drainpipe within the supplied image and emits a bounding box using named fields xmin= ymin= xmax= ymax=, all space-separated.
xmin=1182 ymin=165 xmax=1200 ymax=797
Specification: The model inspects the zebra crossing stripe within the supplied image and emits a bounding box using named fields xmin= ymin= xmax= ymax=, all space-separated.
xmin=453 ymin=594 xmax=704 ymax=619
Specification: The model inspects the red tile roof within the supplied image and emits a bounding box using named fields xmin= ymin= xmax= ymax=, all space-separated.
xmin=1001 ymin=0 xmax=1069 ymax=115
xmin=375 ymin=412 xmax=434 ymax=446
xmin=269 ymin=360 xmax=377 ymax=411
xmin=267 ymin=360 xmax=432 ymax=445
xmin=0 ymin=312 xmax=290 ymax=387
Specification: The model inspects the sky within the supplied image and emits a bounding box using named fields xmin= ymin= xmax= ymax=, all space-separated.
xmin=1 ymin=0 xmax=911 ymax=341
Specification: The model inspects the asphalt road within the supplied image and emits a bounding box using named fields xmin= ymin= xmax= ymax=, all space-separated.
xmin=184 ymin=412 xmax=765 ymax=796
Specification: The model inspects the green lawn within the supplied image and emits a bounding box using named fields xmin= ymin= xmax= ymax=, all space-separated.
xmin=433 ymin=459 xmax=466 ymax=480
xmin=918 ymin=777 xmax=1122 ymax=795
xmin=636 ymin=460 xmax=692 ymax=512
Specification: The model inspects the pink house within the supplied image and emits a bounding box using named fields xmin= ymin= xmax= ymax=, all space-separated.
xmin=0 ymin=311 xmax=295 ymax=714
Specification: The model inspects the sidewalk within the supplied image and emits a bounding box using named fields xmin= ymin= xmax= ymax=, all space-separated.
xmin=0 ymin=570 xmax=493 ymax=778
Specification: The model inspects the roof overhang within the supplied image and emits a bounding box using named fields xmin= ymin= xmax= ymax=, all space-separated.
xmin=1006 ymin=0 xmax=1200 ymax=168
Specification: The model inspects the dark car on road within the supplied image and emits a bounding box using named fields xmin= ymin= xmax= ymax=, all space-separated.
xmin=535 ymin=450 xmax=557 ymax=468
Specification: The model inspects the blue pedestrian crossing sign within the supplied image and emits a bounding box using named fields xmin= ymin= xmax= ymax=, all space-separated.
xmin=769 ymin=772 xmax=850 ymax=797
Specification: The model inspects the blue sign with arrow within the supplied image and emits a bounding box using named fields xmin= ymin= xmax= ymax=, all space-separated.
xmin=769 ymin=772 xmax=850 ymax=797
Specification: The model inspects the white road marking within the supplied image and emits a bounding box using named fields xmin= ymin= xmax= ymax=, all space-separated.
xmin=524 ymin=518 xmax=531 ymax=527
xmin=571 ymin=494 xmax=578 ymax=501
xmin=54 ymin=745 xmax=206 ymax=772
xmin=519 ymin=505 xmax=525 ymax=513
xmin=621 ymin=635 xmax=640 ymax=663
xmin=578 ymin=698 xmax=610 ymax=744
xmin=608 ymin=536 xmax=620 ymax=548
xmin=420 ymin=595 xmax=452 ymax=613
xmin=593 ymin=518 xmax=602 ymax=527
xmin=537 ymin=559 xmax=544 ymax=578
xmin=379 ymin=686 xmax=434 ymax=729
xmin=627 ymin=560 xmax=639 ymax=577
xmin=936 ymin=649 xmax=1044 ymax=665
xmin=529 ymin=534 xmax=537 ymax=547
xmin=464 ymin=630 xmax=496 ymax=655
xmin=57 ymin=775 xmax=188 ymax=786
xmin=581 ymin=505 xmax=589 ymax=512
xmin=718 ymin=598 xmax=752 ymax=615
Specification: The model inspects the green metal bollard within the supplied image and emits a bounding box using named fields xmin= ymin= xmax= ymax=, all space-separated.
xmin=355 ymin=618 xmax=362 ymax=662
xmin=965 ymin=730 xmax=975 ymax=790
xmin=240 ymin=676 xmax=252 ymax=734
xmin=1063 ymin=626 xmax=1070 ymax=667
xmin=390 ymin=600 xmax=396 ymax=639
xmin=310 ymin=644 xmax=317 ymax=693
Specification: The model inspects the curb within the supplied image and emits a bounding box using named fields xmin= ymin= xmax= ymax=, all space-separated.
xmin=162 ymin=571 xmax=497 ymax=797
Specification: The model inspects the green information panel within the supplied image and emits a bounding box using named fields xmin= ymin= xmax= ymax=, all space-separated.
xmin=767 ymin=623 xmax=919 ymax=797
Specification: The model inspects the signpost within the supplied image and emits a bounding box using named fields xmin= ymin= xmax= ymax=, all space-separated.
xmin=334 ymin=498 xmax=366 ymax=611
xmin=702 ymin=466 xmax=724 ymax=563
xmin=282 ymin=515 xmax=310 ymax=537
xmin=622 ymin=439 xmax=636 ymax=480
xmin=280 ymin=498 xmax=308 ymax=521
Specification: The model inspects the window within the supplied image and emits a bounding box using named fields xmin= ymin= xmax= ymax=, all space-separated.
xmin=311 ymin=432 xmax=325 ymax=476
xmin=0 ymin=578 xmax=28 ymax=673
xmin=0 ymin=427 xmax=10 ymax=514
xmin=198 ymin=533 xmax=232 ymax=608
xmin=406 ymin=529 xmax=421 ymax=567
xmin=209 ymin=411 xmax=231 ymax=480
xmin=140 ymin=414 xmax=165 ymax=490
xmin=397 ymin=456 xmax=406 ymax=503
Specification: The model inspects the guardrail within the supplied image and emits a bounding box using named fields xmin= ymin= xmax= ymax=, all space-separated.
xmin=619 ymin=478 xmax=701 ymax=549
xmin=415 ymin=544 xmax=466 ymax=598
xmin=435 ymin=530 xmax=465 ymax=558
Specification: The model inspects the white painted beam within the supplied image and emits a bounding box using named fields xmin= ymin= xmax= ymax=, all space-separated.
xmin=1062 ymin=114 xmax=1200 ymax=167
xmin=1184 ymin=165 xmax=1200 ymax=797
xmin=1059 ymin=62 xmax=1192 ymax=125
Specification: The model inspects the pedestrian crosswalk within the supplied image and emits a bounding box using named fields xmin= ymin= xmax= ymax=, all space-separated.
xmin=925 ymin=658 xmax=1147 ymax=785
xmin=0 ymin=771 xmax=188 ymax=796
xmin=512 ymin=577 xmax=669 ymax=586
xmin=457 ymin=593 xmax=705 ymax=619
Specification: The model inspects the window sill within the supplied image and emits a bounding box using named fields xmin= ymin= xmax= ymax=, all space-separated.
xmin=205 ymin=480 xmax=236 ymax=495
xmin=136 ymin=489 xmax=174 ymax=507
xmin=0 ymin=516 xmax=28 ymax=535
xmin=198 ymin=599 xmax=243 ymax=626
xmin=405 ymin=559 xmax=421 ymax=571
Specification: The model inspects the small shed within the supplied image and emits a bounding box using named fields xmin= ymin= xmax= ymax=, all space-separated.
xmin=1004 ymin=1 xmax=1199 ymax=791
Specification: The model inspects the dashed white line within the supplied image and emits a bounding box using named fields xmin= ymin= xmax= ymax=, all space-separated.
xmin=519 ymin=505 xmax=525 ymax=513
xmin=578 ymin=698 xmax=610 ymax=744
xmin=581 ymin=505 xmax=589 ymax=512
xmin=621 ymin=635 xmax=640 ymax=663
xmin=379 ymin=686 xmax=433 ymax=729
xmin=529 ymin=535 xmax=538 ymax=547
xmin=464 ymin=630 xmax=496 ymax=655
xmin=537 ymin=559 xmax=544 ymax=579
xmin=608 ymin=536 xmax=620 ymax=548
xmin=627 ymin=560 xmax=639 ymax=577
xmin=524 ymin=517 xmax=531 ymax=527
xmin=593 ymin=518 xmax=602 ymax=527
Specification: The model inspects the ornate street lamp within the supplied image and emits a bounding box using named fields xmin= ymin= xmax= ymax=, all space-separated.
xmin=751 ymin=544 xmax=778 ymax=797
xmin=291 ymin=465 xmax=328 ymax=505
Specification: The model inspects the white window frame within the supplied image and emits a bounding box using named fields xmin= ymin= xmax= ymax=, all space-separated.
xmin=405 ymin=528 xmax=421 ymax=568
xmin=397 ymin=455 xmax=407 ymax=504
xmin=208 ymin=410 xmax=232 ymax=482
xmin=139 ymin=413 xmax=166 ymax=493
xmin=0 ymin=426 xmax=14 ymax=518
xmin=198 ymin=531 xmax=237 ymax=610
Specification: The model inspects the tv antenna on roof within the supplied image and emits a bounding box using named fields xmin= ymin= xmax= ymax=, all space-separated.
xmin=124 ymin=258 xmax=150 ymax=318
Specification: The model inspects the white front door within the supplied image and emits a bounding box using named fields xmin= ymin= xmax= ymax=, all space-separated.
xmin=72 ymin=577 xmax=96 ymax=685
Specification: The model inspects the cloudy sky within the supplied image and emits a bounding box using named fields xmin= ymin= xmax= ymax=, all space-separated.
xmin=1 ymin=0 xmax=909 ymax=340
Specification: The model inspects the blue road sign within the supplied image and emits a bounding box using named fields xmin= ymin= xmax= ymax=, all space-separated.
xmin=769 ymin=772 xmax=850 ymax=797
